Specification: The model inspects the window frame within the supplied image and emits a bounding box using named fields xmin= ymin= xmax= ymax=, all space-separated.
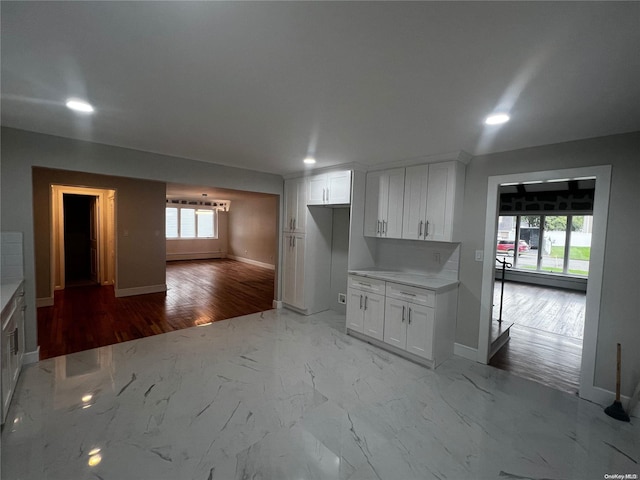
xmin=165 ymin=206 xmax=218 ymax=239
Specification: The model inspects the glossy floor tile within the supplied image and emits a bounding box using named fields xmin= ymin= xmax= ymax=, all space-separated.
xmin=2 ymin=309 xmax=638 ymax=479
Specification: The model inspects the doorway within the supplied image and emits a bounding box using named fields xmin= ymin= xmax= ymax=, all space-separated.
xmin=478 ymin=166 xmax=611 ymax=404
xmin=51 ymin=185 xmax=116 ymax=293
xmin=63 ymin=194 xmax=98 ymax=286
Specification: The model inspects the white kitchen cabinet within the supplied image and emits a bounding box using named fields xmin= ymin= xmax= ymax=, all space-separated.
xmin=347 ymin=273 xmax=457 ymax=368
xmin=1 ymin=281 xmax=25 ymax=424
xmin=307 ymin=170 xmax=351 ymax=205
xmin=284 ymin=177 xmax=307 ymax=233
xmin=402 ymin=161 xmax=465 ymax=242
xmin=364 ymin=168 xmax=405 ymax=238
xmin=346 ymin=276 xmax=386 ymax=340
xmin=384 ymin=297 xmax=434 ymax=359
xmin=282 ymin=233 xmax=306 ymax=309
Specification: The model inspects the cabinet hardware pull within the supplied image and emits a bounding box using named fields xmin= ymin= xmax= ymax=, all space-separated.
xmin=408 ymin=308 xmax=412 ymax=324
xmin=424 ymin=221 xmax=429 ymax=238
xmin=383 ymin=220 xmax=387 ymax=235
xmin=401 ymin=292 xmax=416 ymax=297
xmin=358 ymin=282 xmax=372 ymax=287
xmin=326 ymin=188 xmax=329 ymax=202
xmin=293 ymin=236 xmax=296 ymax=247
xmin=293 ymin=218 xmax=296 ymax=230
xmin=359 ymin=294 xmax=363 ymax=309
xmin=418 ymin=220 xmax=423 ymax=237
xmin=402 ymin=305 xmax=405 ymax=322
xmin=13 ymin=327 xmax=19 ymax=354
xmin=364 ymin=296 xmax=368 ymax=310
xmin=377 ymin=220 xmax=381 ymax=234
xmin=323 ymin=188 xmax=326 ymax=202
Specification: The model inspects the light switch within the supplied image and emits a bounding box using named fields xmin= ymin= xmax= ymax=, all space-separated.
xmin=475 ymin=250 xmax=484 ymax=261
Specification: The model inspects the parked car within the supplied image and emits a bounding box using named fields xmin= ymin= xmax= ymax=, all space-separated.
xmin=497 ymin=239 xmax=530 ymax=256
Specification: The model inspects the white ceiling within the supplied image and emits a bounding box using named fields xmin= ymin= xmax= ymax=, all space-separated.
xmin=2 ymin=2 xmax=639 ymax=176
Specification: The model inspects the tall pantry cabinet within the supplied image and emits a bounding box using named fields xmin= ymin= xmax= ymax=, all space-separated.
xmin=282 ymin=173 xmax=349 ymax=314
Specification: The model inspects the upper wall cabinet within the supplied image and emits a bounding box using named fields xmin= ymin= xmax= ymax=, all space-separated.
xmin=307 ymin=170 xmax=352 ymax=205
xmin=402 ymin=161 xmax=465 ymax=242
xmin=284 ymin=177 xmax=307 ymax=233
xmin=364 ymin=168 xmax=405 ymax=238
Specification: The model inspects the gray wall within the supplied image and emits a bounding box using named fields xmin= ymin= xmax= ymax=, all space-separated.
xmin=457 ymin=131 xmax=640 ymax=396
xmin=330 ymin=208 xmax=350 ymax=314
xmin=1 ymin=127 xmax=283 ymax=353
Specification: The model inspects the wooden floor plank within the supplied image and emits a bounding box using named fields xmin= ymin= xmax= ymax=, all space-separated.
xmin=37 ymin=259 xmax=275 ymax=359
xmin=490 ymin=282 xmax=585 ymax=395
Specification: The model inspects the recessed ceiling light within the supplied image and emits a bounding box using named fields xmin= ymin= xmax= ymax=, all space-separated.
xmin=303 ymin=157 xmax=316 ymax=165
xmin=66 ymin=98 xmax=94 ymax=113
xmin=484 ymin=113 xmax=510 ymax=125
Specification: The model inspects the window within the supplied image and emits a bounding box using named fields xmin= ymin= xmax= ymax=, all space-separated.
xmin=165 ymin=207 xmax=217 ymax=238
xmin=496 ymin=214 xmax=592 ymax=276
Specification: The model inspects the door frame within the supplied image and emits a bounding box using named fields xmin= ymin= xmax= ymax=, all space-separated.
xmin=477 ymin=165 xmax=611 ymax=404
xmin=50 ymin=185 xmax=116 ymax=292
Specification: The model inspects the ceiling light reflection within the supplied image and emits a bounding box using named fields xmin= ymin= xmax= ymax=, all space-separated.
xmin=65 ymin=98 xmax=94 ymax=113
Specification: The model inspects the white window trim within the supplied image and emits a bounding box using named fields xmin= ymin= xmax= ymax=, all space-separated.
xmin=166 ymin=206 xmax=218 ymax=239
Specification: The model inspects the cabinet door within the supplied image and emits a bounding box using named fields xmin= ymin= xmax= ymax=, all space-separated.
xmin=284 ymin=178 xmax=307 ymax=232
xmin=425 ymin=163 xmax=453 ymax=242
xmin=282 ymin=235 xmax=296 ymax=306
xmin=406 ymin=303 xmax=434 ymax=359
xmin=363 ymin=292 xmax=385 ymax=340
xmin=383 ymin=297 xmax=407 ymax=349
xmin=327 ymin=171 xmax=351 ymax=204
xmin=364 ymin=172 xmax=383 ymax=237
xmin=282 ymin=235 xmax=305 ymax=309
xmin=384 ymin=168 xmax=405 ymax=239
xmin=346 ymin=288 xmax=364 ymax=332
xmin=292 ymin=235 xmax=306 ymax=308
xmin=307 ymin=174 xmax=327 ymax=205
xmin=1 ymin=314 xmax=15 ymax=422
xmin=402 ymin=165 xmax=428 ymax=240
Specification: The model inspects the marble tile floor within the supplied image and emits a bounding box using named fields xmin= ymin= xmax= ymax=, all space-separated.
xmin=2 ymin=309 xmax=638 ymax=480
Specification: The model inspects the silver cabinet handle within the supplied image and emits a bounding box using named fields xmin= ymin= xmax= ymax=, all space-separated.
xmin=418 ymin=220 xmax=423 ymax=237
xmin=364 ymin=296 xmax=368 ymax=310
xmin=382 ymin=220 xmax=387 ymax=235
xmin=358 ymin=282 xmax=372 ymax=287
xmin=377 ymin=220 xmax=381 ymax=234
xmin=293 ymin=218 xmax=296 ymax=230
xmin=401 ymin=292 xmax=416 ymax=297
xmin=424 ymin=221 xmax=429 ymax=238
xmin=322 ymin=188 xmax=326 ymax=202
xmin=293 ymin=236 xmax=296 ymax=247
xmin=359 ymin=294 xmax=363 ymax=309
xmin=326 ymin=188 xmax=329 ymax=202
xmin=402 ymin=305 xmax=405 ymax=322
xmin=408 ymin=308 xmax=412 ymax=324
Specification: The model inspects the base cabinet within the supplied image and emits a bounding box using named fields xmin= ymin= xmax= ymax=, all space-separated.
xmin=1 ymin=282 xmax=25 ymax=424
xmin=282 ymin=233 xmax=305 ymax=310
xmin=347 ymin=274 xmax=457 ymax=367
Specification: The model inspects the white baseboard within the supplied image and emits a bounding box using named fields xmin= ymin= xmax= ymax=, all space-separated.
xmin=24 ymin=347 xmax=40 ymax=364
xmin=36 ymin=297 xmax=54 ymax=308
xmin=115 ymin=284 xmax=167 ymax=298
xmin=166 ymin=252 xmax=225 ymax=261
xmin=273 ymin=300 xmax=283 ymax=309
xmin=454 ymin=343 xmax=478 ymax=361
xmin=227 ymin=255 xmax=275 ymax=270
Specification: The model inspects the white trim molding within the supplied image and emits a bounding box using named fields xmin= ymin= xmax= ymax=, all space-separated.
xmin=24 ymin=347 xmax=40 ymax=365
xmin=115 ymin=284 xmax=167 ymax=298
xmin=454 ymin=343 xmax=478 ymax=361
xmin=227 ymin=255 xmax=275 ymax=270
xmin=478 ymin=165 xmax=612 ymax=407
xmin=36 ymin=297 xmax=54 ymax=308
xmin=166 ymin=251 xmax=225 ymax=262
xmin=272 ymin=300 xmax=283 ymax=309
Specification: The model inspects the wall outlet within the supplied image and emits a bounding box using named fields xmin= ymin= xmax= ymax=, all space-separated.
xmin=433 ymin=252 xmax=441 ymax=264
xmin=338 ymin=293 xmax=346 ymax=304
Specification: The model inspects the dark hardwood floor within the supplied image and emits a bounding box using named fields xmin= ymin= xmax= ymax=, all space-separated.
xmin=490 ymin=282 xmax=586 ymax=395
xmin=37 ymin=259 xmax=275 ymax=359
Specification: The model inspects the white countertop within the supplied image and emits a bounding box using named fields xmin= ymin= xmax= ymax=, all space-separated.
xmin=1 ymin=279 xmax=23 ymax=314
xmin=348 ymin=270 xmax=459 ymax=292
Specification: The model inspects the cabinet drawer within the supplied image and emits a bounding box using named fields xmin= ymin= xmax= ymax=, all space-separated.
xmin=348 ymin=275 xmax=386 ymax=294
xmin=385 ymin=282 xmax=435 ymax=307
